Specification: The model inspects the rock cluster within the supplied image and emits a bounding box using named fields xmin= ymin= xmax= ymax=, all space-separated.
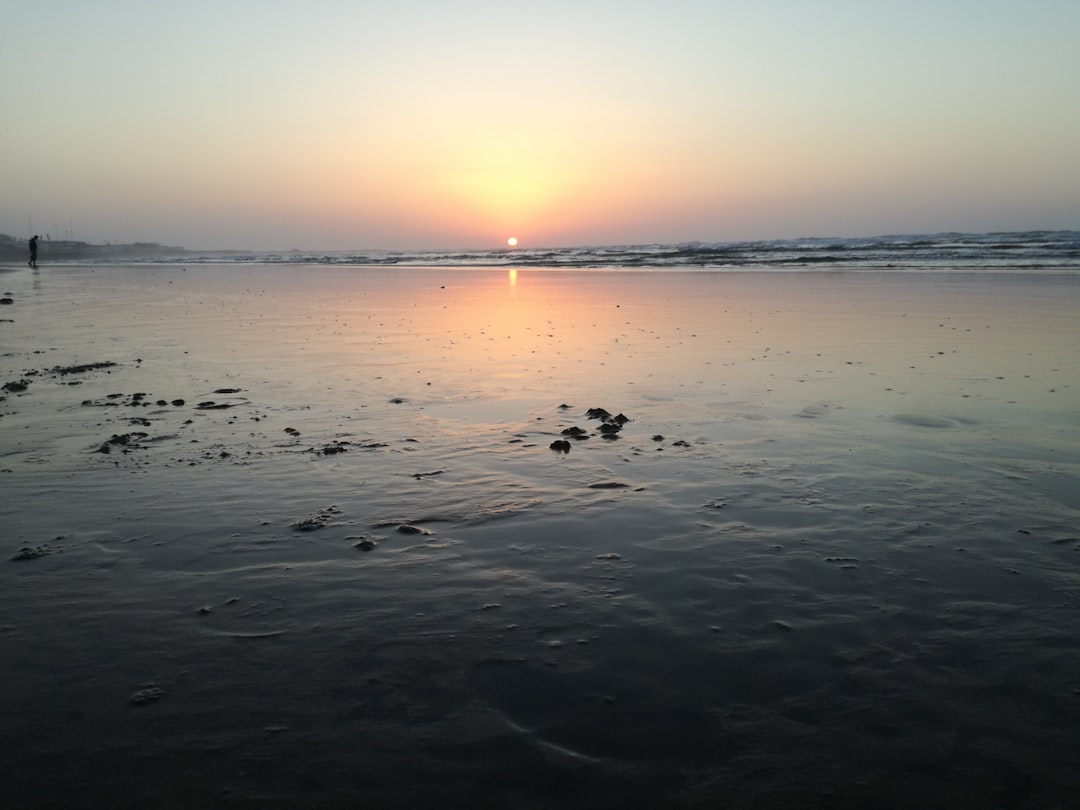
xmin=550 ymin=406 xmax=632 ymax=453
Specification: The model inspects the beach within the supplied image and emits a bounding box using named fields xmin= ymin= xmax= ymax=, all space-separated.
xmin=2 ymin=263 xmax=1079 ymax=808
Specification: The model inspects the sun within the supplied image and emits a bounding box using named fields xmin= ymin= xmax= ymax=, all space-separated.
xmin=506 ymin=236 xmax=519 ymax=248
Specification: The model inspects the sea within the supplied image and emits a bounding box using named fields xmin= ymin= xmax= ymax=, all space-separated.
xmin=129 ymin=230 xmax=1080 ymax=272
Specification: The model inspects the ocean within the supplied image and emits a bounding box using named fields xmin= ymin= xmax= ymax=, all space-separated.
xmin=109 ymin=229 xmax=1080 ymax=272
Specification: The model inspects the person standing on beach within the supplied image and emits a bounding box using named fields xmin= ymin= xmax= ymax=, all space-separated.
xmin=28 ymin=235 xmax=39 ymax=268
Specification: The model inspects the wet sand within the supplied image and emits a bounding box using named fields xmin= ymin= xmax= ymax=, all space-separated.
xmin=2 ymin=264 xmax=1079 ymax=808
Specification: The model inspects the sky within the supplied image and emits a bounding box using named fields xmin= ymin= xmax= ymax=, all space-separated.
xmin=3 ymin=0 xmax=1079 ymax=251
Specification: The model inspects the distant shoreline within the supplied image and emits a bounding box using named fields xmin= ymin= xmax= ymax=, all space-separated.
xmin=0 ymin=235 xmax=256 ymax=262
xmin=0 ymin=237 xmax=184 ymax=262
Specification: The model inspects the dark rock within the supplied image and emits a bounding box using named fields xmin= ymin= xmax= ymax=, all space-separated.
xmin=549 ymin=439 xmax=571 ymax=453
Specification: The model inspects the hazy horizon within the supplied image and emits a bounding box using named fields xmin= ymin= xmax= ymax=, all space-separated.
xmin=5 ymin=1 xmax=1079 ymax=252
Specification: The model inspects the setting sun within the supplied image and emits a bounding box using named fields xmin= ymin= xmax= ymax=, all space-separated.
xmin=506 ymin=236 xmax=519 ymax=247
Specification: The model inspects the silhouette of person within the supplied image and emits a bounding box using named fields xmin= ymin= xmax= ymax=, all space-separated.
xmin=28 ymin=235 xmax=39 ymax=268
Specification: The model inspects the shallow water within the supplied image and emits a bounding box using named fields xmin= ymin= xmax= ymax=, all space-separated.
xmin=2 ymin=265 xmax=1079 ymax=808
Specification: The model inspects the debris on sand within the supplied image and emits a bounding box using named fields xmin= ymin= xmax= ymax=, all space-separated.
xmin=412 ymin=469 xmax=445 ymax=479
xmin=292 ymin=506 xmax=344 ymax=531
xmin=95 ymin=432 xmax=149 ymax=454
xmin=10 ymin=545 xmax=53 ymax=561
xmin=51 ymin=361 xmax=118 ymax=376
xmin=396 ymin=524 xmax=433 ymax=536
xmin=129 ymin=686 xmax=164 ymax=706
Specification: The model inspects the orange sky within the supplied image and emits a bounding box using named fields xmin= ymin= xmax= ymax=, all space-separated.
xmin=4 ymin=1 xmax=1079 ymax=250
